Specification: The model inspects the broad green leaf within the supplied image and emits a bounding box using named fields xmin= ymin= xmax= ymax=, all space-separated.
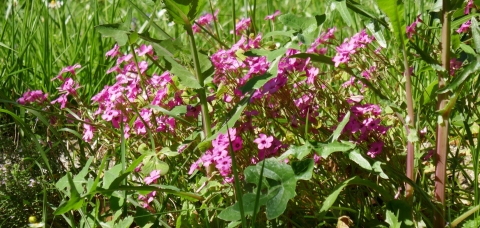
xmin=278 ymin=14 xmax=318 ymax=32
xmin=116 ymin=216 xmax=134 ymax=228
xmin=263 ymin=30 xmax=295 ymax=39
xmin=376 ymin=0 xmax=406 ymax=47
xmin=366 ymin=22 xmax=386 ymax=48
xmin=95 ymin=24 xmax=130 ymax=46
xmin=372 ymin=161 xmax=389 ymax=179
xmin=437 ymin=55 xmax=480 ymax=94
xmin=142 ymin=159 xmax=170 ymax=176
xmin=73 ymin=157 xmax=93 ymax=193
xmin=318 ymin=176 xmax=393 ymax=220
xmin=332 ymin=0 xmax=354 ymax=27
xmin=164 ymin=56 xmax=201 ymax=89
xmin=313 ymin=141 xmax=356 ymax=158
xmin=472 ymin=17 xmax=480 ymax=53
xmin=291 ymin=159 xmax=314 ymax=180
xmin=460 ymin=43 xmax=476 ymax=55
xmin=346 ymin=0 xmax=389 ymax=28
xmin=164 ymin=0 xmax=207 ymax=26
xmin=103 ymin=164 xmax=123 ymax=189
xmin=386 ymin=200 xmax=414 ymax=227
xmin=54 ymin=173 xmax=83 ymax=215
xmin=244 ymin=166 xmax=269 ymax=189
xmin=332 ymin=111 xmax=350 ymax=142
xmin=421 ymin=80 xmax=438 ymax=105
xmin=385 ymin=210 xmax=403 ymax=228
xmin=278 ymin=142 xmax=313 ymax=160
xmin=218 ymin=193 xmax=269 ymax=221
xmin=255 ymin=158 xmax=297 ymax=219
xmin=348 ymin=149 xmax=372 ymax=170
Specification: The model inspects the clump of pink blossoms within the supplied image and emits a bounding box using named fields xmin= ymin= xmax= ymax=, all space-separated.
xmin=340 ymin=103 xmax=389 ymax=158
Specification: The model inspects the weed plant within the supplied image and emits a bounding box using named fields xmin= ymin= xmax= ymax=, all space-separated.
xmin=1 ymin=0 xmax=480 ymax=227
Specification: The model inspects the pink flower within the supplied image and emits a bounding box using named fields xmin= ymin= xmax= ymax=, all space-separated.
xmin=457 ymin=20 xmax=471 ymax=33
xmin=134 ymin=163 xmax=144 ymax=172
xmin=82 ymin=122 xmax=95 ymax=142
xmin=367 ymin=141 xmax=384 ymax=158
xmin=144 ymin=170 xmax=161 ymax=185
xmin=406 ymin=15 xmax=422 ymax=39
xmin=136 ymin=44 xmax=153 ymax=56
xmin=465 ymin=0 xmax=474 ymax=15
xmin=254 ymin=134 xmax=274 ymax=150
xmin=106 ymin=44 xmax=120 ymax=58
xmin=51 ymin=94 xmax=68 ymax=109
xmin=450 ymin=58 xmax=463 ymax=75
xmin=231 ymin=18 xmax=251 ymax=35
xmin=52 ymin=64 xmax=81 ymax=81
xmin=264 ymin=10 xmax=281 ymax=21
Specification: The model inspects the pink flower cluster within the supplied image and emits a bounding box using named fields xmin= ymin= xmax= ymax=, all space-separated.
xmin=189 ymin=128 xmax=242 ymax=183
xmin=192 ymin=10 xmax=219 ymax=33
xmin=406 ymin=15 xmax=422 ymax=39
xmin=332 ymin=30 xmax=374 ymax=67
xmin=457 ymin=0 xmax=475 ymax=33
xmin=254 ymin=134 xmax=286 ymax=160
xmin=87 ymin=44 xmax=177 ymax=140
xmin=211 ymin=34 xmax=268 ymax=85
xmin=50 ymin=64 xmax=82 ymax=109
xmin=17 ymin=90 xmax=48 ymax=105
xmin=340 ymin=103 xmax=389 ymax=158
xmin=138 ymin=170 xmax=161 ymax=208
xmin=231 ymin=18 xmax=251 ymax=35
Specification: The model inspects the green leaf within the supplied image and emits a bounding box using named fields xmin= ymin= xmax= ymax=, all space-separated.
xmin=437 ymin=55 xmax=480 ymax=94
xmin=278 ymin=14 xmax=318 ymax=32
xmin=348 ymin=149 xmax=372 ymax=170
xmin=346 ymin=0 xmax=389 ymax=28
xmin=376 ymin=0 xmax=406 ymax=47
xmin=54 ymin=173 xmax=83 ymax=215
xmin=116 ymin=216 xmax=134 ymax=228
xmin=95 ymin=24 xmax=130 ymax=46
xmin=239 ymin=73 xmax=275 ymax=94
xmin=332 ymin=0 xmax=354 ymax=27
xmin=318 ymin=176 xmax=393 ymax=220
xmin=291 ymin=159 xmax=314 ymax=180
xmin=385 ymin=210 xmax=403 ymax=228
xmin=103 ymin=164 xmax=123 ymax=189
xmin=460 ymin=43 xmax=476 ymax=55
xmin=218 ymin=193 xmax=269 ymax=221
xmin=290 ymin=53 xmax=334 ymax=65
xmin=263 ymin=30 xmax=295 ymax=39
xmin=73 ymin=157 xmax=93 ymax=193
xmin=244 ymin=166 xmax=269 ymax=189
xmin=372 ymin=161 xmax=389 ymax=179
xmin=164 ymin=0 xmax=207 ymax=26
xmin=164 ymin=56 xmax=201 ymax=89
xmin=386 ymin=200 xmax=414 ymax=227
xmin=142 ymin=159 xmax=170 ymax=176
xmin=278 ymin=142 xmax=313 ymax=160
xmin=313 ymin=141 xmax=356 ymax=158
xmin=257 ymin=158 xmax=297 ymax=219
xmin=471 ymin=17 xmax=480 ymax=53
xmin=332 ymin=111 xmax=350 ymax=142
xmin=147 ymin=104 xmax=190 ymax=124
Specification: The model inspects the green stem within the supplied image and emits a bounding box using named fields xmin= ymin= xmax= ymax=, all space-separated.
xmin=185 ymin=25 xmax=213 ymax=175
xmin=434 ymin=1 xmax=451 ymax=226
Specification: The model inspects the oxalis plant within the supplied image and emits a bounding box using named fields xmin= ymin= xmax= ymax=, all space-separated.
xmin=5 ymin=0 xmax=480 ymax=227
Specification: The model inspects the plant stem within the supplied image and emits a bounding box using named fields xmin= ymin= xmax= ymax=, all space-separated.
xmin=403 ymin=26 xmax=416 ymax=201
xmin=185 ymin=25 xmax=213 ymax=175
xmin=434 ymin=1 xmax=451 ymax=226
